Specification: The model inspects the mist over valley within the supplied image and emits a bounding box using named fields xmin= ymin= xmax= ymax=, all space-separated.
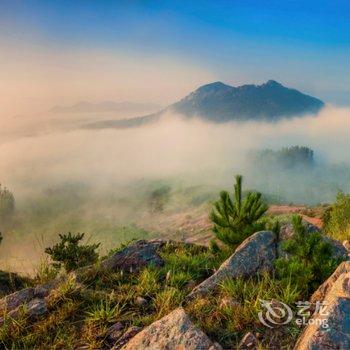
xmin=1 ymin=84 xmax=350 ymax=272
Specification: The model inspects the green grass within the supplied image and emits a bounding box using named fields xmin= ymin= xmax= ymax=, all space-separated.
xmin=186 ymin=273 xmax=302 ymax=349
xmin=324 ymin=191 xmax=350 ymax=241
xmin=86 ymin=299 xmax=128 ymax=324
xmin=0 ymin=242 xmax=224 ymax=349
xmin=0 ymin=234 xmax=335 ymax=350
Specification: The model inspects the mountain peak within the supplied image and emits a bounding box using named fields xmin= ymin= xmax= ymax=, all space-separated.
xmin=195 ymin=81 xmax=231 ymax=93
xmin=86 ymin=80 xmax=325 ymax=129
xmin=170 ymin=80 xmax=324 ymax=122
xmin=264 ymin=79 xmax=283 ymax=87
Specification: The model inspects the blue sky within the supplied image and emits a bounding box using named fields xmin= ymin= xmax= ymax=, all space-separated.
xmin=1 ymin=0 xmax=350 ymax=107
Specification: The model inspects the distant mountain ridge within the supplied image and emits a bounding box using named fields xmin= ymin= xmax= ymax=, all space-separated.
xmin=169 ymin=80 xmax=324 ymax=122
xmin=85 ymin=80 xmax=324 ymax=129
xmin=51 ymin=101 xmax=160 ymax=114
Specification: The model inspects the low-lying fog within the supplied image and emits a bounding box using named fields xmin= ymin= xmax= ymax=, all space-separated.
xmin=1 ymin=105 xmax=350 ymax=273
xmin=1 ymin=105 xmax=350 ymax=195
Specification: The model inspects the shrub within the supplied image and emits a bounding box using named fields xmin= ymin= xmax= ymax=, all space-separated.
xmin=275 ymin=215 xmax=341 ymax=296
xmin=323 ymin=191 xmax=350 ymax=241
xmin=210 ymin=175 xmax=268 ymax=249
xmin=45 ymin=233 xmax=100 ymax=272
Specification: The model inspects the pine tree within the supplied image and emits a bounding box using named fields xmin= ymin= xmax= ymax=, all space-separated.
xmin=45 ymin=232 xmax=100 ymax=272
xmin=210 ymin=175 xmax=268 ymax=249
xmin=275 ymin=215 xmax=342 ymax=295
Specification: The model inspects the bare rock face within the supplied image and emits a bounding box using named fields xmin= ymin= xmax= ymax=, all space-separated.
xmin=279 ymin=222 xmax=348 ymax=260
xmin=187 ymin=231 xmax=276 ymax=299
xmin=101 ymin=239 xmax=166 ymax=272
xmin=295 ymin=261 xmax=350 ymax=349
xmin=120 ymin=307 xmax=222 ymax=350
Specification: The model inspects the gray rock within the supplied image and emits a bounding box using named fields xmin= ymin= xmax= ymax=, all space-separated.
xmin=239 ymin=332 xmax=258 ymax=349
xmin=278 ymin=222 xmax=348 ymax=260
xmin=107 ymin=322 xmax=125 ymax=342
xmin=279 ymin=222 xmax=320 ymax=241
xmin=295 ymin=261 xmax=350 ymax=349
xmin=112 ymin=326 xmax=142 ymax=349
xmin=0 ymin=287 xmax=35 ymax=312
xmin=101 ymin=240 xmax=208 ymax=273
xmin=323 ymin=236 xmax=349 ymax=260
xmin=187 ymin=231 xmax=277 ymax=299
xmin=0 ymin=297 xmax=47 ymax=326
xmin=120 ymin=307 xmax=222 ymax=350
xmin=101 ymin=239 xmax=166 ymax=272
xmin=27 ymin=298 xmax=47 ymax=316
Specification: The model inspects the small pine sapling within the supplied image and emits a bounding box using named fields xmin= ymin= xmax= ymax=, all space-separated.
xmin=275 ymin=215 xmax=342 ymax=296
xmin=45 ymin=232 xmax=100 ymax=272
xmin=210 ymin=175 xmax=268 ymax=249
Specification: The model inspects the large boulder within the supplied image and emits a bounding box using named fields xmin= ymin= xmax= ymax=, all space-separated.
xmin=279 ymin=222 xmax=348 ymax=260
xmin=295 ymin=261 xmax=350 ymax=349
xmin=120 ymin=307 xmax=222 ymax=350
xmin=101 ymin=239 xmax=166 ymax=272
xmin=187 ymin=231 xmax=277 ymax=300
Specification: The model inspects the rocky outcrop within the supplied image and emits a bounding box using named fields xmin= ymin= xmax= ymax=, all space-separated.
xmin=0 ymin=293 xmax=47 ymax=326
xmin=0 ymin=275 xmax=68 ymax=326
xmin=294 ymin=261 xmax=350 ymax=349
xmin=101 ymin=239 xmax=208 ymax=273
xmin=310 ymin=261 xmax=350 ymax=305
xmin=101 ymin=239 xmax=165 ymax=272
xmin=187 ymin=231 xmax=276 ymax=299
xmin=121 ymin=307 xmax=222 ymax=350
xmin=279 ymin=222 xmax=348 ymax=260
